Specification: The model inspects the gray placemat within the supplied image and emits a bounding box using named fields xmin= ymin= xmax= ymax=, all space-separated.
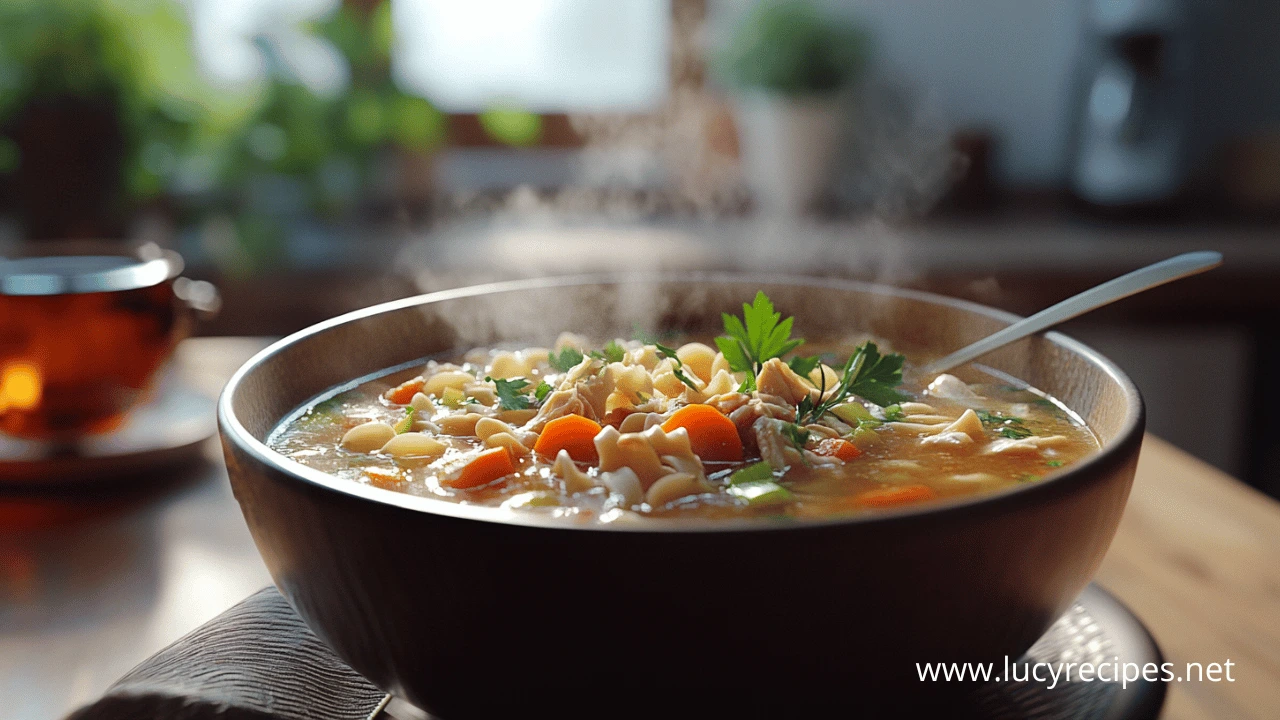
xmin=67 ymin=584 xmax=1164 ymax=720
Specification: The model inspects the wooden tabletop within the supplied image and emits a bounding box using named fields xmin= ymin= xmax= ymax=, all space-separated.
xmin=1096 ymin=434 xmax=1280 ymax=719
xmin=3 ymin=337 xmax=1277 ymax=719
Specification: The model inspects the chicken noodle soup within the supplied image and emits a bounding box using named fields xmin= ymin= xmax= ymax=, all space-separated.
xmin=269 ymin=292 xmax=1099 ymax=522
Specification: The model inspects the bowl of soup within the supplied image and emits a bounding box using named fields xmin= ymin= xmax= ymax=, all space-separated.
xmin=219 ymin=274 xmax=1143 ymax=718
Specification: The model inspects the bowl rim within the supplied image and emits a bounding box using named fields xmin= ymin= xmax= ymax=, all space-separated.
xmin=218 ymin=271 xmax=1145 ymax=534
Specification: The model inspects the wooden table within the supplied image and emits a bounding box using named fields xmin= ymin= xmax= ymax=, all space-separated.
xmin=3 ymin=338 xmax=1277 ymax=719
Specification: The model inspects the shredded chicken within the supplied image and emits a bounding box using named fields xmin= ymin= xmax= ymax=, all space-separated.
xmin=753 ymin=416 xmax=806 ymax=471
xmin=755 ymin=358 xmax=817 ymax=406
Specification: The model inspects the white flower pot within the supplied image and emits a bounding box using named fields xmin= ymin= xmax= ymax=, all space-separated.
xmin=734 ymin=93 xmax=844 ymax=216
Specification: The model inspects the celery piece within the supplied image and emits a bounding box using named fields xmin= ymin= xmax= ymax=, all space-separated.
xmin=831 ymin=401 xmax=874 ymax=425
xmin=727 ymin=461 xmax=774 ymax=486
xmin=392 ymin=407 xmax=416 ymax=434
xmin=727 ymin=480 xmax=793 ymax=506
xmin=847 ymin=424 xmax=881 ymax=448
xmin=441 ymin=386 xmax=466 ymax=408
xmin=726 ymin=461 xmax=791 ymax=506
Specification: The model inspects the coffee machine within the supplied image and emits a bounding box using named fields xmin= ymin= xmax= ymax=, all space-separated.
xmin=1069 ymin=0 xmax=1194 ymax=207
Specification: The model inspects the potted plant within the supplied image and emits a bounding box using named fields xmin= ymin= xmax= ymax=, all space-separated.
xmin=716 ymin=1 xmax=868 ymax=215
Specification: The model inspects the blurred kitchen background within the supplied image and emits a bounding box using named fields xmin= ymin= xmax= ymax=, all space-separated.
xmin=2 ymin=0 xmax=1278 ymax=492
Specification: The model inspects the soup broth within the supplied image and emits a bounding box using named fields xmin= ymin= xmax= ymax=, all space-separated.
xmin=270 ymin=295 xmax=1098 ymax=523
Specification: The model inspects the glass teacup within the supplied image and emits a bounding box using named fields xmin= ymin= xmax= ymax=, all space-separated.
xmin=0 ymin=242 xmax=217 ymax=441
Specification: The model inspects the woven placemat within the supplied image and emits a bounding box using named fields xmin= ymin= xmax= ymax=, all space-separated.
xmin=68 ymin=584 xmax=1164 ymax=720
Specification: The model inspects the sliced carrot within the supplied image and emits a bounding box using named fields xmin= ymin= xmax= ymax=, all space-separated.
xmin=447 ymin=447 xmax=517 ymax=489
xmin=363 ymin=467 xmax=403 ymax=489
xmin=855 ymin=484 xmax=938 ymax=509
xmin=812 ymin=438 xmax=862 ymax=462
xmin=660 ymin=404 xmax=744 ymax=462
xmin=385 ymin=377 xmax=425 ymax=405
xmin=533 ymin=414 xmax=602 ymax=463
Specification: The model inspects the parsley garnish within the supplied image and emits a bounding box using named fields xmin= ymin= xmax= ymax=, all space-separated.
xmin=787 ymin=355 xmax=821 ymax=377
xmin=487 ymin=376 xmax=533 ymax=410
xmin=796 ymin=342 xmax=907 ymax=425
xmin=881 ymin=403 xmax=906 ymax=422
xmin=654 ymin=343 xmax=700 ymax=391
xmin=1045 ymin=460 xmax=1064 ymax=468
xmin=534 ymin=381 xmax=552 ymax=402
xmin=715 ymin=291 xmax=805 ymax=377
xmin=588 ymin=340 xmax=626 ymax=364
xmin=781 ymin=422 xmax=811 ymax=451
xmin=976 ymin=410 xmax=1033 ymax=439
xmin=548 ymin=347 xmax=584 ymax=372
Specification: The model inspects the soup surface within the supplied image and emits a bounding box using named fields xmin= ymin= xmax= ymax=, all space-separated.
xmin=269 ymin=293 xmax=1099 ymax=523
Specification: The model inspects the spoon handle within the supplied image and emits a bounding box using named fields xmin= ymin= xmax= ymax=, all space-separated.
xmin=919 ymin=251 xmax=1223 ymax=376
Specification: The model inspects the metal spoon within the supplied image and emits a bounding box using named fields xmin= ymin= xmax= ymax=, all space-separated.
xmin=919 ymin=251 xmax=1223 ymax=376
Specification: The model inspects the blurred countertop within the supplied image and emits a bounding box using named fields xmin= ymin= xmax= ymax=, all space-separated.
xmin=190 ymin=212 xmax=1280 ymax=336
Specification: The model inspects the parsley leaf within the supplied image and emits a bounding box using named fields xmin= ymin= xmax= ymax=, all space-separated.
xmin=603 ymin=340 xmax=626 ymax=363
xmin=654 ymin=343 xmax=699 ymax=390
xmin=880 ymin=404 xmax=906 ymax=422
xmin=781 ymin=422 xmax=811 ymax=451
xmin=976 ymin=410 xmax=1034 ymax=439
xmin=487 ymin=376 xmax=532 ymax=410
xmin=842 ymin=343 xmax=907 ymax=408
xmin=787 ymin=355 xmax=821 ymax=377
xmin=588 ymin=340 xmax=626 ymax=364
xmin=534 ymin=381 xmax=552 ymax=402
xmin=548 ymin=347 xmax=584 ymax=372
xmin=795 ymin=342 xmax=908 ymax=425
xmin=716 ymin=291 xmax=805 ymax=376
xmin=1046 ymin=460 xmax=1064 ymax=468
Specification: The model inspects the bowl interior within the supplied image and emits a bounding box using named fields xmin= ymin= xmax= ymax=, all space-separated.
xmin=227 ymin=274 xmax=1139 ymax=459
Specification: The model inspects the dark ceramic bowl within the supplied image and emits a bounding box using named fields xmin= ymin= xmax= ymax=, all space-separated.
xmin=219 ymin=275 xmax=1144 ymax=718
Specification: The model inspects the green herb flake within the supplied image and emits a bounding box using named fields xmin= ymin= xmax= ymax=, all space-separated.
xmin=392 ymin=407 xmax=416 ymax=434
xmin=534 ymin=381 xmax=553 ymax=402
xmin=1017 ymin=473 xmax=1041 ymax=483
xmin=1045 ymin=460 xmax=1064 ymax=468
xmin=976 ymin=409 xmax=1034 ymax=440
xmin=588 ymin=340 xmax=626 ymax=364
xmin=880 ymin=404 xmax=906 ymax=422
xmin=787 ymin=355 xmax=821 ymax=377
xmin=795 ymin=341 xmax=908 ymax=425
xmin=548 ymin=347 xmax=585 ymax=372
xmin=487 ymin=376 xmax=533 ymax=411
xmin=653 ymin=343 xmax=698 ymax=390
xmin=781 ymin=422 xmax=811 ymax=451
xmin=715 ymin=291 xmax=805 ymax=376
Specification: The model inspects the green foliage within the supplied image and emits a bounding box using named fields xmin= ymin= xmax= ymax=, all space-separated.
xmin=654 ymin=343 xmax=699 ymax=391
xmin=487 ymin=376 xmax=533 ymax=411
xmin=975 ymin=410 xmax=1034 ymax=440
xmin=589 ymin=340 xmax=626 ymax=364
xmin=716 ymin=291 xmax=805 ymax=376
xmin=796 ymin=342 xmax=907 ymax=425
xmin=549 ymin=347 xmax=585 ymax=372
xmin=478 ymin=107 xmax=542 ymax=146
xmin=716 ymin=1 xmax=869 ymax=95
